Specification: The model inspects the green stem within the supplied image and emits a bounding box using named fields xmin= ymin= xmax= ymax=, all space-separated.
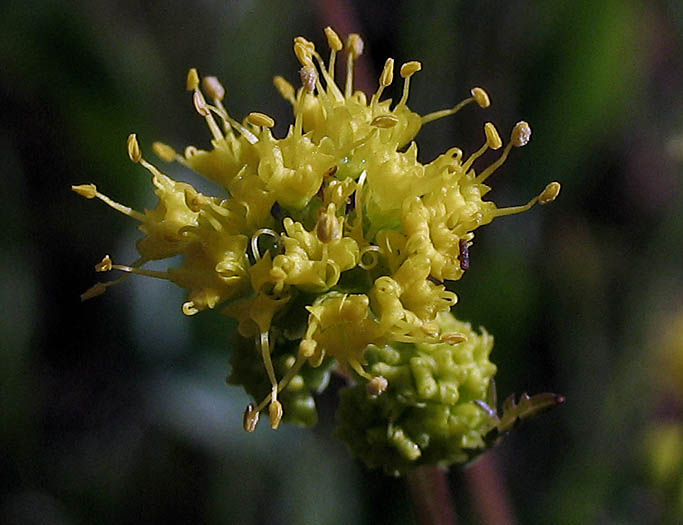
xmin=406 ymin=466 xmax=457 ymax=525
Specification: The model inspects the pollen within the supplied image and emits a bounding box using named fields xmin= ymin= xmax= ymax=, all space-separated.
xmin=75 ymin=28 xmax=560 ymax=435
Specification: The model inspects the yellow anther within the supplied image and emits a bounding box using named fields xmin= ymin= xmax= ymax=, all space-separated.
xmin=81 ymin=282 xmax=107 ymax=301
xmin=183 ymin=187 xmax=205 ymax=212
xmin=471 ymin=87 xmax=490 ymax=108
xmin=380 ymin=58 xmax=395 ymax=87
xmin=193 ymin=91 xmax=211 ymax=117
xmin=72 ymin=184 xmax=97 ymax=199
xmin=400 ymin=61 xmax=422 ymax=78
xmin=316 ymin=204 xmax=341 ymax=243
xmin=273 ymin=76 xmax=295 ymax=102
xmin=247 ymin=112 xmax=275 ymax=128
xmin=367 ymin=376 xmax=388 ymax=396
xmin=294 ymin=41 xmax=313 ymax=67
xmin=511 ymin=121 xmax=532 ymax=147
xmin=95 ymin=255 xmax=112 ymax=272
xmin=442 ymin=332 xmax=467 ymax=345
xmin=201 ymin=76 xmax=225 ymax=101
xmin=127 ymin=133 xmax=142 ymax=163
xmin=347 ymin=33 xmax=364 ymax=59
xmin=484 ymin=122 xmax=502 ymax=150
xmin=371 ymin=114 xmax=399 ymax=128
xmin=324 ymin=26 xmax=343 ymax=51
xmin=294 ymin=36 xmax=315 ymax=53
xmin=538 ymin=181 xmax=561 ymax=204
xmin=299 ymin=65 xmax=318 ymax=92
xmin=182 ymin=301 xmax=199 ymax=316
xmin=269 ymin=399 xmax=283 ymax=429
xmin=243 ymin=404 xmax=260 ymax=432
xmin=186 ymin=68 xmax=199 ymax=91
xmin=300 ymin=339 xmax=317 ymax=358
xmin=152 ymin=142 xmax=177 ymax=163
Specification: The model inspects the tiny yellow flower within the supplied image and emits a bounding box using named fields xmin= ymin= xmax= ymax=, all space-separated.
xmin=73 ymin=28 xmax=560 ymax=432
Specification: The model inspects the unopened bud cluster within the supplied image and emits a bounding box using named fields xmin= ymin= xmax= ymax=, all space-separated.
xmin=73 ymin=28 xmax=560 ymax=472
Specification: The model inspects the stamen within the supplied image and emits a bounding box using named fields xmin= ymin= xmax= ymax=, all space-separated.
xmin=186 ymin=68 xmax=200 ymax=91
xmin=538 ymin=181 xmax=561 ymax=204
xmin=494 ymin=181 xmax=558 ymax=218
xmin=182 ymin=301 xmax=199 ymax=316
xmin=187 ymin=70 xmax=224 ymax=142
xmin=259 ymin=331 xmax=280 ymax=408
xmin=358 ymin=246 xmax=381 ymax=270
xmin=72 ymin=183 xmax=145 ymax=221
xmin=95 ymin=255 xmax=112 ymax=272
xmin=152 ymin=142 xmax=179 ymax=163
xmin=366 ymin=376 xmax=388 ymax=396
xmin=476 ymin=121 xmax=532 ymax=183
xmin=511 ymin=120 xmax=531 ymax=147
xmin=269 ymin=399 xmax=283 ymax=429
xmin=324 ymin=26 xmax=342 ymax=79
xmin=398 ymin=61 xmax=422 ymax=107
xmin=462 ymin=122 xmax=502 ymax=172
xmin=127 ymin=133 xmax=142 ymax=163
xmin=372 ymin=58 xmax=394 ymax=106
xmin=201 ymin=76 xmax=225 ymax=101
xmin=81 ymin=282 xmax=107 ymax=301
xmin=471 ymin=87 xmax=490 ymax=108
xmin=324 ymin=26 xmax=343 ymax=52
xmin=246 ymin=112 xmax=275 ymax=128
xmin=110 ymin=263 xmax=171 ymax=280
xmin=441 ymin=332 xmax=467 ymax=345
xmin=273 ymin=76 xmax=296 ymax=104
xmin=243 ymin=403 xmax=260 ymax=432
xmin=294 ymin=41 xmax=313 ymax=67
xmin=371 ymin=114 xmax=399 ymax=128
xmin=71 ymin=184 xmax=97 ymax=199
xmin=345 ymin=34 xmax=364 ymax=98
xmin=484 ymin=122 xmax=503 ymax=150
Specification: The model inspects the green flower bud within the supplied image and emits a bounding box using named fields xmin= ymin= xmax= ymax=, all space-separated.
xmin=335 ymin=313 xmax=497 ymax=475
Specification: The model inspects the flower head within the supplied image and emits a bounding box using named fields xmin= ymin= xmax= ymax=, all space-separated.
xmin=74 ymin=28 xmax=560 ymax=444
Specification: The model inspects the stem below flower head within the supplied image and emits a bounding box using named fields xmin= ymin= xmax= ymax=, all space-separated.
xmin=405 ymin=466 xmax=457 ymax=525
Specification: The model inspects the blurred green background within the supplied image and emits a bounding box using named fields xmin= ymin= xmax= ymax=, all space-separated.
xmin=1 ymin=0 xmax=682 ymax=523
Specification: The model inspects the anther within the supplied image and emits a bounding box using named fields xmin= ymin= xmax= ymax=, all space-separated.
xmin=371 ymin=115 xmax=399 ymax=128
xmin=380 ymin=58 xmax=395 ymax=87
xmin=127 ymin=133 xmax=142 ymax=163
xmin=324 ymin=26 xmax=343 ymax=51
xmin=247 ymin=112 xmax=275 ymax=128
xmin=72 ymin=184 xmax=97 ymax=199
xmin=300 ymin=339 xmax=317 ymax=358
xmin=201 ymin=76 xmax=225 ymax=101
xmin=538 ymin=182 xmax=561 ymax=204
xmin=471 ymin=87 xmax=490 ymax=108
xmin=273 ymin=76 xmax=295 ymax=103
xmin=193 ymin=91 xmax=211 ymax=117
xmin=511 ymin=121 xmax=531 ymax=147
xmin=95 ymin=255 xmax=112 ymax=272
xmin=347 ymin=34 xmax=364 ymax=59
xmin=152 ymin=142 xmax=178 ymax=163
xmin=367 ymin=376 xmax=388 ymax=396
xmin=316 ymin=204 xmax=341 ymax=243
xmin=299 ymin=66 xmax=317 ymax=92
xmin=243 ymin=404 xmax=260 ymax=432
xmin=269 ymin=399 xmax=283 ymax=429
xmin=484 ymin=122 xmax=502 ymax=150
xmin=186 ymin=68 xmax=200 ymax=91
xmin=182 ymin=301 xmax=199 ymax=316
xmin=294 ymin=41 xmax=313 ymax=67
xmin=81 ymin=282 xmax=107 ymax=301
xmin=442 ymin=332 xmax=467 ymax=345
xmin=400 ymin=61 xmax=422 ymax=78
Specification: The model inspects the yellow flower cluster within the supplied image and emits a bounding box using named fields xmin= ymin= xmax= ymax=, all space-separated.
xmin=73 ymin=27 xmax=560 ymax=431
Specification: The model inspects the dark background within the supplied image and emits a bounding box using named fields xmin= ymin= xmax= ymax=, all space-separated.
xmin=1 ymin=1 xmax=682 ymax=523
